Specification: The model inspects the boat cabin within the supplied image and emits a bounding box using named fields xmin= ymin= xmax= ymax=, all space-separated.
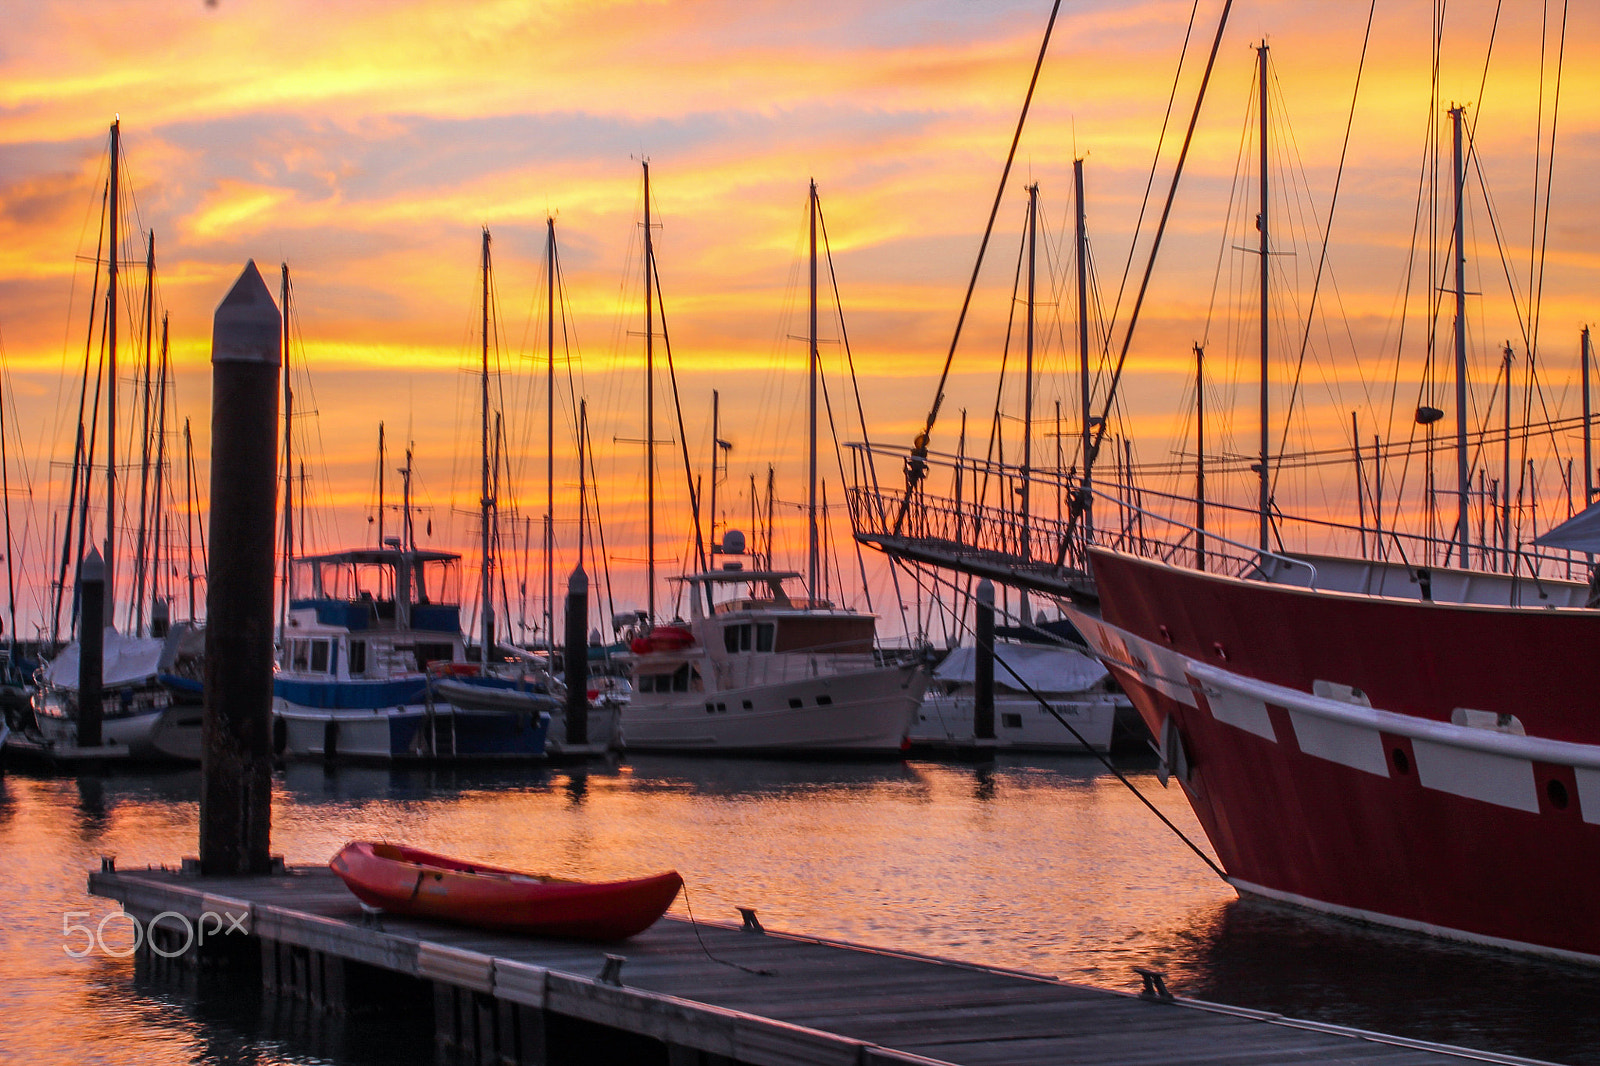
xmin=281 ymin=546 xmax=465 ymax=682
xmin=682 ymin=569 xmax=876 ymax=655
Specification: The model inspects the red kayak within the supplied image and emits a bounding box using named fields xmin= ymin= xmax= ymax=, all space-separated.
xmin=329 ymin=841 xmax=683 ymax=940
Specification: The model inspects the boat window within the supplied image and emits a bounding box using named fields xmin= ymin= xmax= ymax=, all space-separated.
xmin=310 ymin=640 xmax=330 ymax=673
xmin=291 ymin=640 xmax=310 ymax=671
xmin=672 ymin=663 xmax=691 ymax=692
xmin=349 ymin=641 xmax=367 ymax=675
xmin=414 ymin=642 xmax=455 ymax=672
xmin=1002 ymin=713 xmax=1023 ymax=729
xmin=724 ymin=623 xmax=752 ymax=653
xmin=755 ymin=623 xmax=775 ymax=652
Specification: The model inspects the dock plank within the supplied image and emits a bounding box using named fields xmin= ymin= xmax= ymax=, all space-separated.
xmin=88 ymin=866 xmax=1547 ymax=1066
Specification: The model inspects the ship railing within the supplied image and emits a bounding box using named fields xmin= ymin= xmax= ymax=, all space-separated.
xmin=843 ymin=442 xmax=1092 ymax=571
xmin=846 ymin=440 xmax=1594 ymax=591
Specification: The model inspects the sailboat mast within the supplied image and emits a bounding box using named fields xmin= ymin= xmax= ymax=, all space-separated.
xmin=152 ymin=313 xmax=168 ymax=617
xmin=545 ymin=215 xmax=556 ymax=652
xmin=808 ymin=179 xmax=819 ymax=601
xmin=183 ymin=418 xmax=195 ymax=620
xmin=377 ymin=422 xmax=386 ymax=547
xmin=105 ymin=117 xmax=120 ymax=627
xmin=765 ymin=464 xmax=775 ymax=571
xmin=1497 ymin=347 xmax=1510 ymax=563
xmin=1195 ymin=342 xmax=1206 ymax=570
xmin=402 ymin=448 xmax=414 ymax=548
xmin=1256 ymin=42 xmax=1271 ymax=553
xmin=1583 ymin=326 xmax=1592 ymax=508
xmin=643 ymin=162 xmax=657 ymax=620
xmin=577 ymin=399 xmax=588 ymax=570
xmin=1451 ymin=104 xmax=1470 ymax=563
xmin=710 ymin=390 xmax=720 ymax=552
xmin=281 ymin=263 xmax=293 ymax=634
xmin=480 ymin=226 xmax=494 ymax=658
xmin=0 ymin=308 xmax=12 ymax=644
xmin=133 ymin=230 xmax=155 ymax=635
xmin=1022 ymin=181 xmax=1037 ymax=617
xmin=1073 ymin=157 xmax=1092 ymax=551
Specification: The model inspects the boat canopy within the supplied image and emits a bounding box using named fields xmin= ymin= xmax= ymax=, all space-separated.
xmin=1534 ymin=501 xmax=1600 ymax=555
xmin=295 ymin=548 xmax=461 ymax=605
xmin=43 ymin=625 xmax=203 ymax=690
xmin=933 ymin=643 xmax=1107 ymax=694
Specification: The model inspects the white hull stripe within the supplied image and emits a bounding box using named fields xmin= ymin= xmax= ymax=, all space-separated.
xmin=1232 ymin=876 xmax=1600 ymax=973
xmin=1074 ymin=613 xmax=1600 ymax=815
xmin=1579 ymin=767 xmax=1600 ymax=825
xmin=1075 ymin=617 xmax=1197 ymax=708
xmin=1196 ymin=684 xmax=1276 ymax=742
xmin=1412 ymin=739 xmax=1538 ymax=813
xmin=1183 ymin=660 xmax=1600 ymax=814
xmin=1285 ymin=707 xmax=1389 ymax=776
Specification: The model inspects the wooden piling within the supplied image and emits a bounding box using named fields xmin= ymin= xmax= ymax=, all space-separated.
xmin=564 ymin=566 xmax=589 ymax=746
xmin=973 ymin=579 xmax=995 ymax=741
xmin=77 ymin=547 xmax=106 ymax=748
xmin=200 ymin=260 xmax=281 ymax=876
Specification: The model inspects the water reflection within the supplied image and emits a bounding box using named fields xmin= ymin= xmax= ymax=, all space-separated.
xmin=1 ymin=754 xmax=1596 ymax=1065
xmin=618 ymin=753 xmax=928 ymax=798
xmin=1162 ymin=896 xmax=1600 ymax=1064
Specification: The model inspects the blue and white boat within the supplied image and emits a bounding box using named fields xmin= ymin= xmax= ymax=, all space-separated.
xmin=273 ymin=542 xmax=549 ymax=762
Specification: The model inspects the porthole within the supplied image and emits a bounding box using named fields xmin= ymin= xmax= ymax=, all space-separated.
xmin=1547 ymin=779 xmax=1570 ymax=810
xmin=1392 ymin=747 xmax=1410 ymax=775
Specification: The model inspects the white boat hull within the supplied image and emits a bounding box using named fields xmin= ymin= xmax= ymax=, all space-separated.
xmin=621 ymin=663 xmax=926 ymax=755
xmin=32 ymin=705 xmax=202 ymax=763
xmin=909 ymin=692 xmax=1120 ymax=752
xmin=275 ymin=700 xmax=549 ymax=761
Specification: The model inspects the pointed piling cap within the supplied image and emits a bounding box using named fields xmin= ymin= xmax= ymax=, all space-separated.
xmin=212 ymin=259 xmax=282 ymax=365
xmin=976 ymin=578 xmax=994 ymax=604
xmin=81 ymin=546 xmax=105 ymax=583
xmin=568 ymin=564 xmax=588 ymax=594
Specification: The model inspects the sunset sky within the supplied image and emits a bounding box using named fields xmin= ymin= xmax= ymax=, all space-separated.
xmin=1 ymin=0 xmax=1596 ymax=643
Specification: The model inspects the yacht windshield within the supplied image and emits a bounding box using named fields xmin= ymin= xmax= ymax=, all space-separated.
xmin=707 ymin=574 xmax=802 ymax=614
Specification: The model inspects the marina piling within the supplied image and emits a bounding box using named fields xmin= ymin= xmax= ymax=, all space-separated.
xmin=564 ymin=565 xmax=589 ymax=746
xmin=200 ymin=260 xmax=281 ymax=876
xmin=973 ymin=579 xmax=995 ymax=741
xmin=76 ymin=548 xmax=106 ymax=748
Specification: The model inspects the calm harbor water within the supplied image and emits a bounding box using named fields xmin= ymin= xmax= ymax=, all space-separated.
xmin=2 ymin=754 xmax=1598 ymax=1065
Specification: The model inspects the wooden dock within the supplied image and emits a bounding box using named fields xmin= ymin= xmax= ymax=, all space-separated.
xmin=89 ymin=864 xmax=1549 ymax=1066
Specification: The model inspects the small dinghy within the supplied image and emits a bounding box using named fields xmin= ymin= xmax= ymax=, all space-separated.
xmin=330 ymin=841 xmax=683 ymax=940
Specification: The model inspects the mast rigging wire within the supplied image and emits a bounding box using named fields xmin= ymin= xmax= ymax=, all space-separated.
xmin=1057 ymin=0 xmax=1235 ymax=566
xmin=893 ymin=0 xmax=1064 ymax=533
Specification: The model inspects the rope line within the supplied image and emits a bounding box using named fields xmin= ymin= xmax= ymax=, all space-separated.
xmin=680 ymin=882 xmax=773 ymax=976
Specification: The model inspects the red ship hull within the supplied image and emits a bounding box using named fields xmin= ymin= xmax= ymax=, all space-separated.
xmin=1071 ymin=548 xmax=1600 ymax=963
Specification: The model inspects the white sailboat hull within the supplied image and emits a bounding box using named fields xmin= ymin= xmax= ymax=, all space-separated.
xmin=32 ymin=705 xmax=202 ymax=762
